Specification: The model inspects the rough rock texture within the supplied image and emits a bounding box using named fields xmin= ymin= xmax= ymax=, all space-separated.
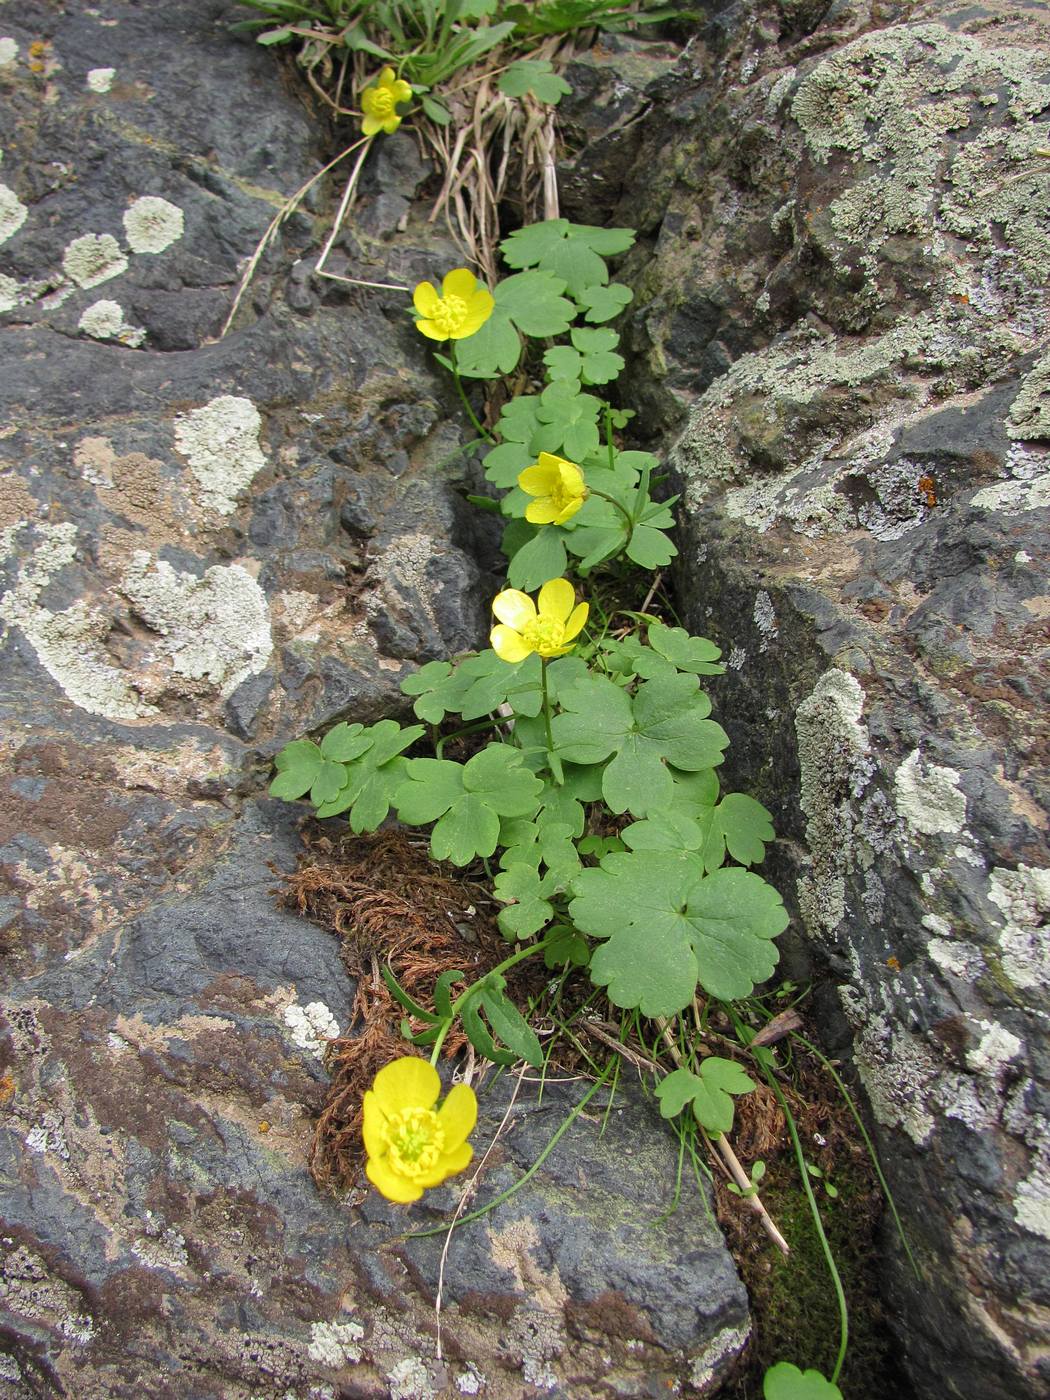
xmin=0 ymin=3 xmax=748 ymax=1397
xmin=604 ymin=2 xmax=1050 ymax=1397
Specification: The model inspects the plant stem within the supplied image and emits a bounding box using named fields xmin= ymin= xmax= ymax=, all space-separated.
xmin=763 ymin=1066 xmax=850 ymax=1385
xmin=604 ymin=402 xmax=616 ymax=471
xmin=428 ymin=934 xmax=556 ymax=1067
xmin=588 ymin=487 xmax=635 ymax=542
xmin=540 ymin=657 xmax=555 ymax=753
xmin=449 ymin=342 xmax=496 ymax=443
xmin=436 ymin=716 xmax=505 ymax=758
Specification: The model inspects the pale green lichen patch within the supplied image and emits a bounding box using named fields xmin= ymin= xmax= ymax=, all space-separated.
xmin=1015 ymin=1163 xmax=1050 ymax=1241
xmin=791 ymin=23 xmax=1050 ymax=280
xmin=307 ymin=1319 xmax=365 ymax=1367
xmin=0 ymin=37 xmax=17 ymax=66
xmin=988 ymin=864 xmax=1050 ymax=992
xmin=1005 ymin=351 xmax=1050 ymax=440
xmin=0 ymin=183 xmax=28 ymax=245
xmin=0 ymin=271 xmax=20 ymax=312
xmin=894 ymin=748 xmax=968 ymax=838
xmin=123 ymin=195 xmax=184 ymax=254
xmin=77 ymin=298 xmax=145 ymax=347
xmin=120 ymin=551 xmax=273 ymax=699
xmin=62 ymin=232 xmax=128 ymax=288
xmin=173 ymin=395 xmax=267 ymax=514
xmin=0 ymin=523 xmax=157 ymax=719
xmin=795 ymin=668 xmax=874 ymax=939
xmin=86 ymin=66 xmax=115 ymax=93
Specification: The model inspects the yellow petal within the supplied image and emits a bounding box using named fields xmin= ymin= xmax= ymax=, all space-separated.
xmin=381 ymin=114 xmax=401 ymax=134
xmin=556 ymin=460 xmax=585 ymax=495
xmin=378 ymin=67 xmax=396 ymax=86
xmin=492 ymin=588 xmax=536 ymax=630
xmin=414 ymin=1140 xmax=473 ymax=1189
xmin=392 ymin=79 xmax=413 ymax=104
xmin=415 ymin=319 xmax=448 ymax=341
xmin=413 ymin=281 xmax=440 ymax=317
xmin=454 ymin=291 xmax=495 ymax=337
xmin=370 ymin=1056 xmax=440 ymax=1114
xmin=361 ymin=114 xmax=383 ymax=137
xmin=443 ymin=267 xmax=478 ymax=300
xmin=552 ymin=496 xmax=585 ymax=525
xmin=491 ymin=624 xmax=533 ymax=663
xmin=518 ymin=462 xmax=559 ymax=496
xmin=525 ymin=500 xmax=560 ymax=525
xmin=362 ymin=1090 xmax=387 ymax=1159
xmin=436 ymin=1083 xmax=477 ymax=1152
xmin=537 ymin=577 xmax=576 ymax=624
xmin=563 ymin=601 xmax=589 ymax=642
xmin=366 ymin=1155 xmax=423 ymax=1203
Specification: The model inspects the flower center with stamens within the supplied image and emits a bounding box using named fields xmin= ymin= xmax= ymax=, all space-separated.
xmin=370 ymin=88 xmax=395 ymax=116
xmin=431 ymin=293 xmax=468 ymax=336
xmin=522 ymin=616 xmax=565 ymax=655
xmin=384 ymin=1106 xmax=445 ymax=1179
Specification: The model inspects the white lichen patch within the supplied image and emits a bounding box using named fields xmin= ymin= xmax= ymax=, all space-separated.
xmin=387 ymin=1357 xmax=435 ymax=1400
xmin=62 ymin=233 xmax=128 ymax=289
xmin=752 ymin=589 xmax=777 ymax=648
xmin=282 ymin=1001 xmax=340 ymax=1059
xmin=927 ymin=937 xmax=986 ymax=980
xmin=894 ymin=749 xmax=968 ymax=837
xmin=842 ymin=999 xmax=937 ymax=1144
xmin=77 ymin=298 xmax=145 ymax=347
xmin=456 ymin=1367 xmax=485 ymax=1395
xmin=795 ymin=669 xmax=874 ymax=938
xmin=688 ymin=1322 xmax=751 ymax=1393
xmin=132 ymin=1224 xmax=189 ymax=1273
xmin=971 ymin=473 xmax=1050 ymax=513
xmin=966 ymin=1021 xmax=1023 ymax=1078
xmin=307 ymin=1320 xmax=365 ymax=1368
xmin=174 ymin=395 xmax=267 ymax=514
xmin=988 ymin=865 xmax=1050 ymax=991
xmin=1006 ymin=353 xmax=1050 ymax=441
xmin=0 ymin=183 xmax=28 ymax=246
xmin=1014 ymin=1164 xmax=1050 ymax=1241
xmin=86 ymin=66 xmax=115 ymax=93
xmin=0 ymin=522 xmax=157 ymax=719
xmin=0 ymin=37 xmax=17 ymax=66
xmin=123 ymin=195 xmax=184 ymax=254
xmin=120 ymin=552 xmax=273 ymax=699
xmin=0 ymin=271 xmax=20 ymax=312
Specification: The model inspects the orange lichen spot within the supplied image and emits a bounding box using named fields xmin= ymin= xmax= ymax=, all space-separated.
xmin=0 ymin=1072 xmax=15 ymax=1105
xmin=258 ymin=1120 xmax=271 ymax=1134
xmin=886 ymin=956 xmax=901 ymax=972
xmin=917 ymin=475 xmax=937 ymax=508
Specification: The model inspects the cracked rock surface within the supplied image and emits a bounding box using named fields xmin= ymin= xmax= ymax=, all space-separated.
xmin=0 ymin=3 xmax=748 ymax=1397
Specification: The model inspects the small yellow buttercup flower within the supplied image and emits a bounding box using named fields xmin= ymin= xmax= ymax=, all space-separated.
xmin=490 ymin=578 xmax=589 ymax=663
xmin=360 ymin=67 xmax=413 ymax=137
xmin=413 ymin=268 xmax=495 ymax=342
xmin=519 ymin=452 xmax=588 ymax=526
xmin=363 ymin=1057 xmax=477 ymax=1203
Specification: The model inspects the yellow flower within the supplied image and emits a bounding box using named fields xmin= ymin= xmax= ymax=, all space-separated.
xmin=519 ymin=452 xmax=588 ymax=526
xmin=413 ymin=268 xmax=495 ymax=342
xmin=363 ymin=1057 xmax=477 ymax=1204
xmin=360 ymin=67 xmax=413 ymax=137
xmin=490 ymin=578 xmax=589 ymax=663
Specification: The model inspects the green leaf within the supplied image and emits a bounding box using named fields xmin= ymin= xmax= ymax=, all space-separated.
xmin=763 ymin=1363 xmax=843 ymax=1400
xmin=319 ymin=722 xmax=371 ymax=763
xmin=501 ymin=218 xmax=573 ymax=269
xmin=495 ymin=270 xmax=576 ymax=337
xmin=543 ymin=925 xmax=591 ymax=969
xmin=420 ymin=93 xmax=452 ymax=124
xmin=461 ymin=994 xmax=515 ymax=1065
xmin=537 ymin=381 xmax=602 ymax=461
xmin=499 ymin=219 xmax=635 ymax=298
xmin=648 ymin=621 xmax=725 ymax=675
xmin=452 ymin=310 xmax=522 ymax=378
xmin=483 ymin=441 xmax=529 ymax=488
xmin=432 ymin=792 xmax=501 ymax=865
xmin=543 ymin=237 xmax=608 ymax=298
xmin=626 ymin=523 xmax=678 ymax=569
xmin=655 ymin=1059 xmax=755 ymax=1136
xmin=381 ymin=963 xmax=438 ymax=1023
xmin=479 ymin=986 xmax=544 ymax=1067
xmin=463 ymin=744 xmax=545 ymax=816
xmin=543 ymin=326 xmax=624 ymax=385
xmin=433 ymin=969 xmax=465 ymax=1021
xmin=497 ymin=57 xmax=573 ymax=104
xmin=269 ymin=738 xmax=323 ymax=801
xmin=570 ymin=851 xmax=788 ymax=1014
xmin=717 ymin=793 xmax=775 ymax=866
xmin=494 ymin=863 xmax=555 ymax=939
xmin=507 ymin=527 xmax=568 ymax=591
xmin=543 ymin=345 xmax=583 ymax=384
xmin=578 ymin=282 xmax=633 ymax=323
xmin=550 ymin=675 xmax=632 ymax=766
xmin=397 ymin=746 xmax=543 ymax=866
xmin=395 ymin=758 xmax=465 ymax=824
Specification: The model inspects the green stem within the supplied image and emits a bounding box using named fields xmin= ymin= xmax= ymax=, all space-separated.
xmin=763 ymin=1065 xmax=850 ymax=1386
xmin=540 ymin=657 xmax=555 ymax=753
xmin=408 ymin=1057 xmax=616 ymax=1236
xmin=449 ymin=342 xmax=496 ymax=444
xmin=604 ymin=402 xmax=616 ymax=471
xmin=435 ymin=716 xmax=504 ymax=758
xmin=588 ymin=486 xmax=635 ymax=542
xmin=791 ymin=1032 xmax=921 ymax=1282
xmin=428 ymin=934 xmax=556 ymax=1066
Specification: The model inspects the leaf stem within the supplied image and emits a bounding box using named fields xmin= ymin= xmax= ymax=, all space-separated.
xmin=449 ymin=341 xmax=496 ymax=444
xmin=428 ymin=935 xmax=555 ymax=1066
